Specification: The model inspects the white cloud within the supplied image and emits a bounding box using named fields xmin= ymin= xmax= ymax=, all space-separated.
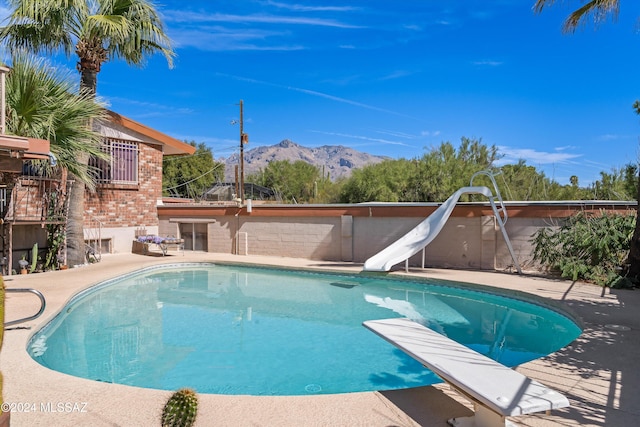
xmin=106 ymin=96 xmax=194 ymax=118
xmin=473 ymin=60 xmax=503 ymax=66
xmin=170 ymin=28 xmax=304 ymax=51
xmin=311 ymin=130 xmax=414 ymax=147
xmin=217 ymin=73 xmax=415 ymax=118
xmin=421 ymin=130 xmax=441 ymax=137
xmin=375 ymin=129 xmax=418 ymax=139
xmin=496 ymin=146 xmax=582 ymax=165
xmin=378 ymin=70 xmax=414 ymax=81
xmin=261 ymin=1 xmax=360 ymax=13
xmin=165 ymin=10 xmax=363 ymax=29
xmin=598 ymin=134 xmax=634 ymax=141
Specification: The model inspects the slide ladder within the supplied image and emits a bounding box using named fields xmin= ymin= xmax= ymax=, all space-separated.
xmin=363 ymin=171 xmax=522 ymax=274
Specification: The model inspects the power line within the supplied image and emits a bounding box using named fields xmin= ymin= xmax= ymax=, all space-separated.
xmin=163 ymin=163 xmax=224 ymax=192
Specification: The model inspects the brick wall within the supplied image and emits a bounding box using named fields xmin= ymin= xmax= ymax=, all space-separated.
xmin=84 ymin=141 xmax=162 ymax=228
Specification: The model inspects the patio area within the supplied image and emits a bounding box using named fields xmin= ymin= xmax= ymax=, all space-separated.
xmin=2 ymin=252 xmax=639 ymax=426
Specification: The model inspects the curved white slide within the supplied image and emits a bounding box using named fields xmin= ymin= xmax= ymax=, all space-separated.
xmin=363 ymin=186 xmax=494 ymax=272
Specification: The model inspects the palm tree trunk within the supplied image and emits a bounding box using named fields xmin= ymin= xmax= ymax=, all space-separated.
xmin=80 ymin=69 xmax=97 ymax=97
xmin=65 ymin=163 xmax=87 ymax=267
xmin=66 ymin=66 xmax=98 ymax=267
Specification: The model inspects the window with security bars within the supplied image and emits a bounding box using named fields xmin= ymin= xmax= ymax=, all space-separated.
xmin=90 ymin=138 xmax=139 ymax=185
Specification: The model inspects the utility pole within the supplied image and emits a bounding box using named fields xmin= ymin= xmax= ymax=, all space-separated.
xmin=238 ymin=100 xmax=249 ymax=204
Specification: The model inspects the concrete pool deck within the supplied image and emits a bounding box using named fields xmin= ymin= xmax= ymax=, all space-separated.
xmin=1 ymin=252 xmax=639 ymax=426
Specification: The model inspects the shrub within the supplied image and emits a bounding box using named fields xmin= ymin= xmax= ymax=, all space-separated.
xmin=531 ymin=211 xmax=635 ymax=287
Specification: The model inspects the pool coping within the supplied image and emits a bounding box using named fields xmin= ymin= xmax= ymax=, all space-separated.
xmin=2 ymin=252 xmax=639 ymax=426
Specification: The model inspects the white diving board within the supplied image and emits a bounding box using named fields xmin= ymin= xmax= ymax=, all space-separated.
xmin=363 ymin=318 xmax=569 ymax=427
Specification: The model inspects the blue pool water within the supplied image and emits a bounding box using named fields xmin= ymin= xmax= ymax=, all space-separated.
xmin=28 ymin=263 xmax=581 ymax=396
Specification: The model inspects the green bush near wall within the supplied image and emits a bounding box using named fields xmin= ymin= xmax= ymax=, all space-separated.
xmin=531 ymin=211 xmax=636 ymax=288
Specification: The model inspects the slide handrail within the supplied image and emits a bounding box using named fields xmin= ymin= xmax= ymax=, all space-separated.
xmin=470 ymin=170 xmax=508 ymax=226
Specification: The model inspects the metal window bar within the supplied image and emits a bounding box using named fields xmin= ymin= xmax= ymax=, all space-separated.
xmin=90 ymin=138 xmax=139 ymax=185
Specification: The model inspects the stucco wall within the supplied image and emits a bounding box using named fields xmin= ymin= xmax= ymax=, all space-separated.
xmin=354 ymin=216 xmax=486 ymax=269
xmin=239 ymin=216 xmax=342 ymax=259
xmin=161 ymin=215 xmax=343 ymax=260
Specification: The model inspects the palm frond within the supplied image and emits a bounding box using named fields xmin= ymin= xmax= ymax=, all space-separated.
xmin=533 ymin=0 xmax=620 ymax=33
xmin=5 ymin=51 xmax=107 ymax=188
xmin=1 ymin=0 xmax=174 ymax=70
xmin=563 ymin=0 xmax=619 ymax=32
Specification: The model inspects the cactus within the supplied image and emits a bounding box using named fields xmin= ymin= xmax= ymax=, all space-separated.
xmin=161 ymin=388 xmax=198 ymax=427
xmin=30 ymin=242 xmax=38 ymax=273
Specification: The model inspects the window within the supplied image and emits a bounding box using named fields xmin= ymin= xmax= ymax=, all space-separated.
xmin=91 ymin=138 xmax=139 ymax=185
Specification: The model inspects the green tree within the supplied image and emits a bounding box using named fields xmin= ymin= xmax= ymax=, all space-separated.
xmin=416 ymin=138 xmax=500 ymax=202
xmin=497 ymin=161 xmax=555 ymax=201
xmin=340 ymin=138 xmax=501 ymax=203
xmin=589 ymin=167 xmax=636 ymax=201
xmin=163 ymin=142 xmax=225 ymax=199
xmin=313 ymin=177 xmax=344 ymax=204
xmin=0 ymin=0 xmax=175 ymax=266
xmin=339 ymin=159 xmax=416 ymax=203
xmin=249 ymin=160 xmax=321 ymax=203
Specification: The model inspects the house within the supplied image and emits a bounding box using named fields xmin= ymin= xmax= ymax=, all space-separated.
xmin=0 ymin=107 xmax=194 ymax=274
xmin=84 ymin=111 xmax=195 ymax=255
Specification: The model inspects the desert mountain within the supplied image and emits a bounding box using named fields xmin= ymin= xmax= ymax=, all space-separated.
xmin=223 ymin=139 xmax=388 ymax=181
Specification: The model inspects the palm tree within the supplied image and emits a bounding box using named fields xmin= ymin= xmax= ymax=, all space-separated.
xmin=0 ymin=0 xmax=175 ymax=266
xmin=5 ymin=52 xmax=107 ymax=268
xmin=533 ymin=0 xmax=620 ymax=32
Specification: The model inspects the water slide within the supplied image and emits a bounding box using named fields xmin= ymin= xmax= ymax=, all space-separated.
xmin=363 ymin=177 xmax=522 ymax=273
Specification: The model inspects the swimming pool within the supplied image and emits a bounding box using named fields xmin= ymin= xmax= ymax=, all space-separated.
xmin=28 ymin=263 xmax=581 ymax=396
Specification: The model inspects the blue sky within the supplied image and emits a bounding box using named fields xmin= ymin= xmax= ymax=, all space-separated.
xmin=2 ymin=1 xmax=640 ymax=185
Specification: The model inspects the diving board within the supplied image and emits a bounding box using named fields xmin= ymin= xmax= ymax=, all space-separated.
xmin=363 ymin=318 xmax=569 ymax=427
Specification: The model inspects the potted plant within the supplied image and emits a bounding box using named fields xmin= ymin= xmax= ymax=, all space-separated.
xmin=57 ymin=254 xmax=67 ymax=270
xmin=18 ymin=256 xmax=28 ymax=274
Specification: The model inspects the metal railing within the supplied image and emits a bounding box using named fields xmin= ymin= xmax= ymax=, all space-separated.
xmin=85 ymin=214 xmax=103 ymax=263
xmin=4 ymin=288 xmax=46 ymax=327
xmin=470 ymin=170 xmax=508 ymax=226
xmin=470 ymin=170 xmax=522 ymax=274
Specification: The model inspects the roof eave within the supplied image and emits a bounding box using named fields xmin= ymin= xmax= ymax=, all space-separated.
xmin=106 ymin=110 xmax=196 ymax=156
